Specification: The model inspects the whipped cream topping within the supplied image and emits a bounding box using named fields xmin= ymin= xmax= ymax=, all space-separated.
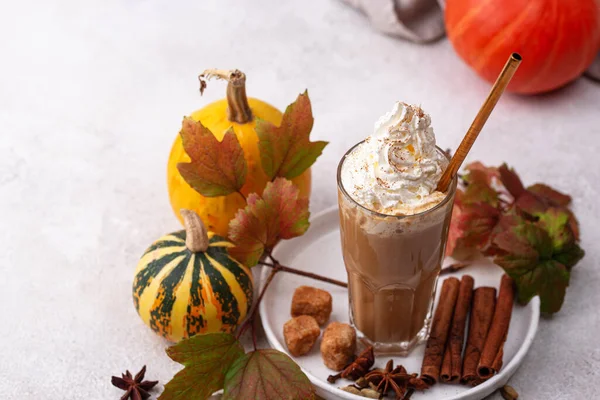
xmin=341 ymin=102 xmax=448 ymax=215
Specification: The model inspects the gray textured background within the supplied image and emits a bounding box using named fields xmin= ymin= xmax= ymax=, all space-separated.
xmin=1 ymin=0 xmax=599 ymax=399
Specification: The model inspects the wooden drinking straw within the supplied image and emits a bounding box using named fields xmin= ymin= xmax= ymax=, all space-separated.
xmin=436 ymin=53 xmax=522 ymax=192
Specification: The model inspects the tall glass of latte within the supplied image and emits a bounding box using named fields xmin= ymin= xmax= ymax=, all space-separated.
xmin=337 ymin=102 xmax=457 ymax=355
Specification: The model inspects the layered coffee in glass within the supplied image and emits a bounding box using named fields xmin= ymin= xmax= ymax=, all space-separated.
xmin=337 ymin=102 xmax=457 ymax=355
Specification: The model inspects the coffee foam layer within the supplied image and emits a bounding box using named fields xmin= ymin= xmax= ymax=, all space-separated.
xmin=339 ymin=194 xmax=449 ymax=238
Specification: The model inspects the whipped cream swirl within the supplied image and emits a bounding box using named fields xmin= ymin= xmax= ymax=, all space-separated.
xmin=341 ymin=102 xmax=448 ymax=215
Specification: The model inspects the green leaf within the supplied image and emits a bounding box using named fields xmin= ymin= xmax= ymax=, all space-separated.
xmin=516 ymin=188 xmax=581 ymax=242
xmin=222 ymin=349 xmax=315 ymax=400
xmin=509 ymin=260 xmax=570 ymax=314
xmin=537 ymin=208 xmax=573 ymax=252
xmin=554 ymin=243 xmax=585 ymax=269
xmin=229 ymin=178 xmax=310 ymax=266
xmin=493 ymin=216 xmax=574 ymax=313
xmin=519 ymin=223 xmax=554 ymax=260
xmin=256 ymin=91 xmax=328 ymax=179
xmin=159 ymin=333 xmax=245 ymax=400
xmin=177 ymin=118 xmax=247 ymax=197
xmin=536 ymin=208 xmax=584 ymax=268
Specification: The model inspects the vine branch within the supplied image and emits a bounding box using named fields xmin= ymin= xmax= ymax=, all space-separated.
xmin=261 ymin=261 xmax=347 ymax=288
xmin=236 ymin=253 xmax=348 ymax=346
xmin=236 ymin=266 xmax=279 ymax=346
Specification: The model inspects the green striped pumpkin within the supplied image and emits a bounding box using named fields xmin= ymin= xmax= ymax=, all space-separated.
xmin=132 ymin=210 xmax=253 ymax=342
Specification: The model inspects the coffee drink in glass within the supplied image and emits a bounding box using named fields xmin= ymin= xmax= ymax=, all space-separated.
xmin=337 ymin=102 xmax=457 ymax=355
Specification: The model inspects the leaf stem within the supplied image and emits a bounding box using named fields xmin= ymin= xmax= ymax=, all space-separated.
xmin=261 ymin=260 xmax=348 ymax=288
xmin=237 ymin=266 xmax=279 ymax=341
xmin=236 ymin=190 xmax=247 ymax=202
xmin=236 ymin=253 xmax=348 ymax=345
xmin=251 ymin=320 xmax=257 ymax=350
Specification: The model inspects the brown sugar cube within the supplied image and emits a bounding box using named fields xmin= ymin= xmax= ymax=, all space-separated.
xmin=283 ymin=315 xmax=321 ymax=357
xmin=291 ymin=285 xmax=333 ymax=326
xmin=320 ymin=322 xmax=356 ymax=371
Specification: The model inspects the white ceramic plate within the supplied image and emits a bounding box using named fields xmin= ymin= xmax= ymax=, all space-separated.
xmin=259 ymin=207 xmax=539 ymax=400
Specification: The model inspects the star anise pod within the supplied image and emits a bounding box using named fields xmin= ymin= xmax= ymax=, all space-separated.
xmin=365 ymin=361 xmax=429 ymax=400
xmin=111 ymin=365 xmax=158 ymax=400
xmin=365 ymin=360 xmax=407 ymax=399
xmin=328 ymin=346 xmax=375 ymax=383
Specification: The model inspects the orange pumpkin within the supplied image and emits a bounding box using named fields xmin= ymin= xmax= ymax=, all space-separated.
xmin=445 ymin=0 xmax=600 ymax=94
xmin=167 ymin=70 xmax=312 ymax=236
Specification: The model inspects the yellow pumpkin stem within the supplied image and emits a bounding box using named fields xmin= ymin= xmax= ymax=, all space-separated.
xmin=180 ymin=209 xmax=209 ymax=252
xmin=198 ymin=69 xmax=253 ymax=124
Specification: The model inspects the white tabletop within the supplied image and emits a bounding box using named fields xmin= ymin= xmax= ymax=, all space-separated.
xmin=1 ymin=0 xmax=599 ymax=399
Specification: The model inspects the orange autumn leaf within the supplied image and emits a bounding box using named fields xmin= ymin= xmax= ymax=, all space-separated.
xmin=177 ymin=117 xmax=247 ymax=197
xmin=229 ymin=178 xmax=309 ymax=266
xmin=256 ymin=91 xmax=328 ymax=179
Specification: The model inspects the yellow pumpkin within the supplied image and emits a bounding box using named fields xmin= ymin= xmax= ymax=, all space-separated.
xmin=167 ymin=69 xmax=312 ymax=236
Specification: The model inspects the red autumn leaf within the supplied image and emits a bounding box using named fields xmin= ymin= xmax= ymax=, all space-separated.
xmin=261 ymin=178 xmax=311 ymax=240
xmin=177 ymin=117 xmax=247 ymax=197
xmin=564 ymin=208 xmax=580 ymax=241
xmin=446 ymin=189 xmax=500 ymax=260
xmin=459 ymin=203 xmax=501 ymax=249
xmin=463 ymin=180 xmax=499 ymax=207
xmin=445 ymin=190 xmax=465 ymax=258
xmin=226 ymin=206 xmax=267 ymax=268
xmin=515 ymin=190 xmax=547 ymax=216
xmin=461 ymin=162 xmax=500 ymax=207
xmin=159 ymin=333 xmax=245 ymax=400
xmin=256 ymin=91 xmax=328 ymax=179
xmin=229 ymin=178 xmax=310 ymax=266
xmin=515 ymin=186 xmax=580 ymax=240
xmin=448 ymin=161 xmax=583 ymax=314
xmin=527 ymin=183 xmax=571 ymax=206
xmin=464 ymin=161 xmax=499 ymax=185
xmin=498 ymin=163 xmax=526 ymax=199
xmin=222 ymin=349 xmax=315 ymax=400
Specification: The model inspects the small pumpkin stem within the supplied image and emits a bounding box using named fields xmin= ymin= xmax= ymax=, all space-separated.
xmin=198 ymin=69 xmax=253 ymax=124
xmin=180 ymin=209 xmax=209 ymax=252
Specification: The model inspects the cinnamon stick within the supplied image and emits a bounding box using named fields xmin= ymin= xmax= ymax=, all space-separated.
xmin=440 ymin=346 xmax=452 ymax=382
xmin=420 ymin=277 xmax=460 ymax=385
xmin=492 ymin=343 xmax=504 ymax=373
xmin=478 ymin=275 xmax=515 ymax=379
xmin=460 ymin=287 xmax=496 ymax=385
xmin=440 ymin=275 xmax=474 ymax=383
